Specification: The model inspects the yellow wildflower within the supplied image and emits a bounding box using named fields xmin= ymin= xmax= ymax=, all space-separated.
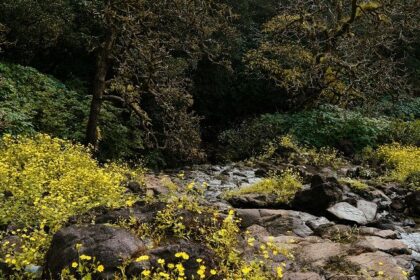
xmin=80 ymin=254 xmax=92 ymax=261
xmin=136 ymin=255 xmax=150 ymax=262
xmin=175 ymin=252 xmax=189 ymax=260
xmin=142 ymin=270 xmax=151 ymax=276
xmin=241 ymin=266 xmax=252 ymax=275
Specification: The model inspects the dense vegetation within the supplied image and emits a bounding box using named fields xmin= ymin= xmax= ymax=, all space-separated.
xmin=0 ymin=0 xmax=419 ymax=279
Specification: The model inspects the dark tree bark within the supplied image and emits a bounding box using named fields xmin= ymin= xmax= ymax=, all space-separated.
xmin=85 ymin=30 xmax=116 ymax=149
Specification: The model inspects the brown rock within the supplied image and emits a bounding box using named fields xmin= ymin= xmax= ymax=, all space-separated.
xmin=297 ymin=241 xmax=347 ymax=266
xmin=346 ymin=251 xmax=411 ymax=280
xmin=355 ymin=236 xmax=410 ymax=255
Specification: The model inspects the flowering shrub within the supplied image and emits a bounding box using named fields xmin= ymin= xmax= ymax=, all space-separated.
xmin=0 ymin=134 xmax=136 ymax=269
xmin=375 ymin=144 xmax=420 ymax=184
xmin=224 ymin=169 xmax=302 ymax=204
xmin=260 ymin=135 xmax=345 ymax=168
xmin=114 ymin=181 xmax=292 ymax=280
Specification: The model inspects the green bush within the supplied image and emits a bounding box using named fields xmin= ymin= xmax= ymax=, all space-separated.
xmin=218 ymin=113 xmax=289 ymax=160
xmin=219 ymin=105 xmax=392 ymax=160
xmin=385 ymin=119 xmax=420 ymax=146
xmin=0 ymin=62 xmax=146 ymax=162
xmin=366 ymin=97 xmax=420 ymax=120
xmin=0 ymin=62 xmax=88 ymax=139
xmin=289 ymin=106 xmax=390 ymax=153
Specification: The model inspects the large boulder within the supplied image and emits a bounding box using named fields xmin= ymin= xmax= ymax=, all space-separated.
xmin=235 ymin=208 xmax=327 ymax=237
xmin=44 ymin=224 xmax=145 ymax=279
xmin=227 ymin=193 xmax=286 ymax=208
xmin=292 ymin=175 xmax=343 ymax=215
xmin=296 ymin=241 xmax=348 ymax=266
xmin=327 ymin=201 xmax=378 ymax=225
xmin=346 ymin=251 xmax=411 ymax=280
xmin=355 ymin=236 xmax=411 ymax=255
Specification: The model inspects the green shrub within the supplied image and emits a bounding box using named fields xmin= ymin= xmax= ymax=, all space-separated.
xmin=385 ymin=119 xmax=420 ymax=146
xmin=0 ymin=62 xmax=146 ymax=162
xmin=366 ymin=97 xmax=420 ymax=120
xmin=289 ymin=105 xmax=390 ymax=153
xmin=219 ymin=105 xmax=391 ymax=160
xmin=218 ymin=113 xmax=289 ymax=160
xmin=0 ymin=62 xmax=88 ymax=139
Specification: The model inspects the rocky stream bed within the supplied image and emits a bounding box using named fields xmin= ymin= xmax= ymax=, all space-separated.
xmin=164 ymin=163 xmax=420 ymax=280
xmin=5 ymin=162 xmax=419 ymax=280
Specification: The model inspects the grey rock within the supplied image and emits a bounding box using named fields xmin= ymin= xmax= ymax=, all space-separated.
xmin=306 ymin=217 xmax=334 ymax=231
xmin=327 ymin=202 xmax=368 ymax=224
xmin=357 ymin=200 xmax=377 ymax=222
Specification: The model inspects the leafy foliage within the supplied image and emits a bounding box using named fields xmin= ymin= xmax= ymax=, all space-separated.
xmin=384 ymin=119 xmax=420 ymax=146
xmin=219 ymin=105 xmax=392 ymax=160
xmin=0 ymin=63 xmax=88 ymax=139
xmin=244 ymin=0 xmax=419 ymax=107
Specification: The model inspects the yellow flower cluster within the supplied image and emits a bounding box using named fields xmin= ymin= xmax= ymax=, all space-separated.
xmin=224 ymin=169 xmax=302 ymax=204
xmin=376 ymin=143 xmax=420 ymax=183
xmin=0 ymin=134 xmax=136 ymax=269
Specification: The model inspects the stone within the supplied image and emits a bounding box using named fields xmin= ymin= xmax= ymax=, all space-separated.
xmin=327 ymin=202 xmax=368 ymax=225
xmin=44 ymin=224 xmax=144 ymax=279
xmin=144 ymin=175 xmax=171 ymax=196
xmin=263 ymin=215 xmax=314 ymax=237
xmin=126 ymin=181 xmax=143 ymax=194
xmin=292 ymin=175 xmax=343 ymax=215
xmin=359 ymin=227 xmax=398 ymax=239
xmin=246 ymin=224 xmax=270 ymax=238
xmin=314 ymin=224 xmax=353 ymax=240
xmin=227 ymin=193 xmax=285 ymax=208
xmin=346 ymin=251 xmax=411 ymax=280
xmin=306 ymin=217 xmax=334 ymax=231
xmin=355 ymin=236 xmax=410 ymax=255
xmin=283 ymin=272 xmax=323 ymax=280
xmin=402 ymin=218 xmax=416 ymax=227
xmin=297 ymin=241 xmax=346 ymax=266
xmin=235 ymin=208 xmax=262 ymax=227
xmin=414 ymin=263 xmax=420 ymax=277
xmin=236 ymin=209 xmax=320 ymax=237
xmin=356 ymin=200 xmax=377 ymax=222
xmin=254 ymin=169 xmax=267 ymax=177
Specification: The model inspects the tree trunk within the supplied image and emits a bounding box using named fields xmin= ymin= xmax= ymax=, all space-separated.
xmin=85 ymin=30 xmax=116 ymax=149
